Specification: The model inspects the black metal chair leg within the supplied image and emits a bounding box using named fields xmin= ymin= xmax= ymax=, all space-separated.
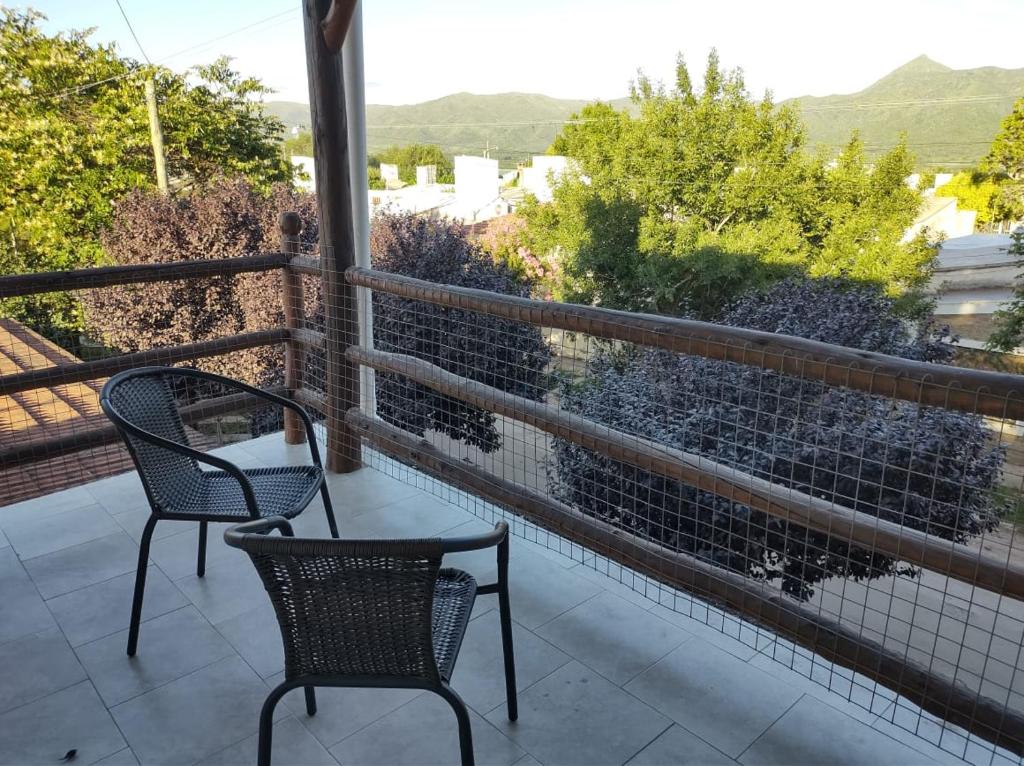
xmin=304 ymin=686 xmax=317 ymax=716
xmin=320 ymin=484 xmax=339 ymax=539
xmin=127 ymin=515 xmax=158 ymax=657
xmin=497 ymin=539 xmax=518 ymax=721
xmin=437 ymin=685 xmax=475 ymax=766
xmin=257 ymin=681 xmax=290 ymax=766
xmin=197 ymin=521 xmax=208 ymax=577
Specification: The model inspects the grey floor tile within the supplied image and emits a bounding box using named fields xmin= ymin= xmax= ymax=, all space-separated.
xmin=748 ymin=643 xmax=893 ymax=723
xmin=23 ymin=530 xmax=140 ymax=599
xmin=0 ymin=546 xmax=55 ymax=644
xmin=94 ymin=748 xmax=140 ymax=765
xmin=47 ymin=565 xmax=187 ymax=647
xmin=215 ymin=601 xmax=284 ymax=679
xmin=196 ymin=716 xmax=337 ymax=766
xmin=0 ymin=681 xmax=125 ymax=766
xmin=148 ymin=523 xmax=237 ymax=581
xmin=84 ymin=472 xmax=151 ymax=516
xmin=647 ymin=603 xmax=763 ymax=661
xmin=627 ymin=725 xmax=737 ymax=765
xmin=739 ymin=695 xmax=933 ymax=765
xmin=0 ymin=485 xmax=96 ymax=529
xmin=486 ymin=660 xmax=671 ymax=766
xmin=536 ymin=591 xmax=690 ymax=685
xmin=625 ymin=639 xmax=801 ymax=759
xmin=320 ymin=467 xmax=424 ymax=516
xmin=5 ymin=503 xmax=119 ymax=561
xmin=568 ymin=559 xmax=663 ymax=608
xmin=111 ymin=509 xmax=184 ymax=545
xmin=76 ymin=605 xmax=235 ymax=706
xmin=871 ymin=702 xmax=996 ymax=766
xmin=112 ymin=655 xmax=285 ymax=766
xmin=451 ymin=610 xmax=570 ymax=716
xmin=273 ymin=678 xmax=423 ymax=749
xmin=175 ymin=553 xmax=269 ymax=625
xmin=331 ymin=691 xmax=524 ymax=766
xmin=0 ymin=628 xmax=85 ymax=713
xmin=504 ymin=547 xmax=604 ymax=630
xmin=340 ymin=491 xmax=473 ymax=539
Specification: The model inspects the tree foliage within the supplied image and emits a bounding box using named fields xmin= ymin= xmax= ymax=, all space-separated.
xmin=0 ymin=9 xmax=292 ymax=340
xmin=987 ymin=229 xmax=1024 ymax=352
xmin=521 ymin=52 xmax=932 ymax=319
xmin=550 ymin=278 xmax=1004 ymax=600
xmin=82 ymin=177 xmax=316 ymax=394
xmin=370 ymin=212 xmax=550 ymax=451
xmin=984 ymin=94 xmax=1024 ymax=222
xmin=934 ymin=170 xmax=1007 ymax=227
xmin=368 ymin=144 xmax=455 ymax=187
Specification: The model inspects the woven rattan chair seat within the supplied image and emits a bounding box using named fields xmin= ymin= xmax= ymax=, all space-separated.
xmin=191 ymin=465 xmax=322 ymax=519
xmin=433 ymin=568 xmax=477 ymax=681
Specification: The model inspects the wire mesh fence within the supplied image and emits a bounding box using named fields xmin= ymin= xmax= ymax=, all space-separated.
xmin=338 ymin=264 xmax=1024 ymax=765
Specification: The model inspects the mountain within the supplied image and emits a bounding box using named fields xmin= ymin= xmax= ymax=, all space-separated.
xmin=266 ymin=92 xmax=631 ymax=166
xmin=266 ymin=57 xmax=1024 ymax=170
xmin=782 ymin=55 xmax=1024 ymax=168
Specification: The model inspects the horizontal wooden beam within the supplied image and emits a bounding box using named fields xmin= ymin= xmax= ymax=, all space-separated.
xmin=347 ymin=409 xmax=1024 ymax=757
xmin=288 ymin=255 xmax=323 ymax=277
xmin=345 ymin=266 xmax=1024 ymax=420
xmin=294 ymin=386 xmax=326 ymax=415
xmin=0 ymin=254 xmax=290 ymax=299
xmin=0 ymin=329 xmax=288 ymax=397
xmin=0 ymin=387 xmax=288 ymax=469
xmin=347 ymin=346 xmax=1024 ymax=602
xmin=291 ymin=327 xmax=326 ymax=350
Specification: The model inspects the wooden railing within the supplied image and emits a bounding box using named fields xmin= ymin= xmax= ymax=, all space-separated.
xmin=344 ymin=265 xmax=1024 ymax=756
xmin=0 ymin=216 xmax=334 ymax=474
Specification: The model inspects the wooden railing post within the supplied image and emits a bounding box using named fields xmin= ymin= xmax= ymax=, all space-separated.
xmin=279 ymin=212 xmax=307 ymax=444
xmin=302 ymin=0 xmax=361 ymax=472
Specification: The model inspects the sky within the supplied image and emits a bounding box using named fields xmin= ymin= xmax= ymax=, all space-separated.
xmin=29 ymin=0 xmax=1024 ymax=106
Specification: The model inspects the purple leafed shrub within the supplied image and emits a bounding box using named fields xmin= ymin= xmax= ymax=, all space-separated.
xmin=370 ymin=211 xmax=551 ymax=451
xmin=549 ymin=279 xmax=1005 ymax=599
xmin=84 ymin=177 xmax=318 ymax=434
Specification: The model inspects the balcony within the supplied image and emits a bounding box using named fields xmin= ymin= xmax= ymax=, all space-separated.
xmin=0 ymin=433 xmax=999 ymax=766
xmin=2 ymin=239 xmax=1023 ymax=766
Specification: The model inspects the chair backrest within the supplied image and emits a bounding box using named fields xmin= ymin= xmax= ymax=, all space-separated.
xmin=235 ymin=533 xmax=444 ymax=683
xmin=101 ymin=370 xmax=204 ymax=513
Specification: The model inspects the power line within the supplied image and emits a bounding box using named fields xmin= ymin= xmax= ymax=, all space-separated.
xmin=30 ymin=7 xmax=297 ymax=102
xmin=114 ymin=0 xmax=151 ymax=65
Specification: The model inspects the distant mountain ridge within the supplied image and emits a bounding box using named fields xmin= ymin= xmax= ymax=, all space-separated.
xmin=265 ymin=56 xmax=1024 ymax=169
xmin=266 ymin=92 xmax=631 ymax=166
xmin=781 ymin=55 xmax=1024 ymax=167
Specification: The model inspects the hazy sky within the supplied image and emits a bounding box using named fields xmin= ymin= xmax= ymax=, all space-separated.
xmin=29 ymin=0 xmax=1024 ymax=105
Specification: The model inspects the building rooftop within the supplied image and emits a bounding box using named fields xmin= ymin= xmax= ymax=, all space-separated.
xmin=0 ymin=432 xmax=1007 ymax=766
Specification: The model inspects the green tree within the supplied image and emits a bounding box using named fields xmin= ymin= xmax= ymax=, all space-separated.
xmin=522 ymin=52 xmax=930 ymax=319
xmin=985 ymin=94 xmax=1024 ymax=221
xmin=935 ymin=170 xmax=1006 ymax=227
xmin=369 ymin=144 xmax=454 ymax=185
xmin=0 ymin=9 xmax=291 ymax=342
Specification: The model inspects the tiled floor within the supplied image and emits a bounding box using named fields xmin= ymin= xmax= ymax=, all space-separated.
xmin=0 ymin=434 xmax=998 ymax=766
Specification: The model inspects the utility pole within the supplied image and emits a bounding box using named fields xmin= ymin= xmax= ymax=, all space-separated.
xmin=144 ymin=78 xmax=169 ymax=193
xmin=484 ymin=139 xmax=497 ymax=160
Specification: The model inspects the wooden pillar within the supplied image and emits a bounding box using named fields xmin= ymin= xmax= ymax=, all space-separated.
xmin=279 ymin=212 xmax=307 ymax=444
xmin=301 ymin=0 xmax=360 ymax=472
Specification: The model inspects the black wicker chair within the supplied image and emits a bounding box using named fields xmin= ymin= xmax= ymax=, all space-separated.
xmin=101 ymin=366 xmax=339 ymax=657
xmin=224 ymin=516 xmax=517 ymax=766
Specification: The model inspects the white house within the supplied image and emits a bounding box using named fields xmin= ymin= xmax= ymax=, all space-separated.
xmin=929 ymin=233 xmax=1018 ymax=348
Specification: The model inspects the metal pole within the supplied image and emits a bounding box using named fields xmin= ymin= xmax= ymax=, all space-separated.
xmin=342 ymin=2 xmax=376 ymax=418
